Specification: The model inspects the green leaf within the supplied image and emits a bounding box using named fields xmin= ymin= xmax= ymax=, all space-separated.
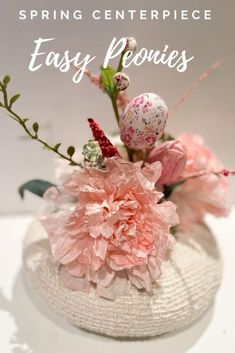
xmin=100 ymin=66 xmax=116 ymax=98
xmin=67 ymin=146 xmax=75 ymax=157
xmin=160 ymin=133 xmax=175 ymax=142
xmin=18 ymin=179 xmax=55 ymax=199
xmin=54 ymin=143 xmax=61 ymax=151
xmin=32 ymin=122 xmax=39 ymax=133
xmin=163 ymin=180 xmax=186 ymax=199
xmin=170 ymin=226 xmax=178 ymax=236
xmin=10 ymin=94 xmax=21 ymax=106
xmin=3 ymin=75 xmax=11 ymax=86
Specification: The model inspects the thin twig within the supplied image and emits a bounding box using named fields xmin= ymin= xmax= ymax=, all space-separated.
xmin=0 ymin=79 xmax=82 ymax=167
xmin=169 ymin=59 xmax=223 ymax=116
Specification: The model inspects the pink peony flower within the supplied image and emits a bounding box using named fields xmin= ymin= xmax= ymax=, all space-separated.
xmin=41 ymin=158 xmax=179 ymax=298
xmin=147 ymin=140 xmax=187 ymax=185
xmin=169 ymin=133 xmax=230 ymax=230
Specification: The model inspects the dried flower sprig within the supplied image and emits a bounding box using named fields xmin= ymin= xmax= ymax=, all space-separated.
xmin=163 ymin=168 xmax=235 ymax=199
xmin=169 ymin=60 xmax=222 ymax=116
xmin=0 ymin=75 xmax=82 ymax=166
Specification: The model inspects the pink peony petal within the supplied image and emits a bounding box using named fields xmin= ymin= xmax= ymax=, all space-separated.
xmin=93 ymin=238 xmax=108 ymax=260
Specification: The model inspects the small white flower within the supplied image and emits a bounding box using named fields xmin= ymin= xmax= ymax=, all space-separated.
xmin=125 ymin=37 xmax=137 ymax=52
xmin=82 ymin=140 xmax=104 ymax=166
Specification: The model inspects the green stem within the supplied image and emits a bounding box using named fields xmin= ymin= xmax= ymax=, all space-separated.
xmin=2 ymin=83 xmax=9 ymax=107
xmin=111 ymin=98 xmax=120 ymax=125
xmin=125 ymin=146 xmax=134 ymax=162
xmin=110 ymin=52 xmax=134 ymax=161
xmin=117 ymin=52 xmax=124 ymax=72
xmin=111 ymin=52 xmax=125 ymax=124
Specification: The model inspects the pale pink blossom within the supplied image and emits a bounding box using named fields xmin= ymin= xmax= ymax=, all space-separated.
xmin=41 ymin=158 xmax=179 ymax=298
xmin=169 ymin=134 xmax=230 ymax=230
xmin=147 ymin=140 xmax=187 ymax=185
xmin=117 ymin=90 xmax=130 ymax=111
xmin=90 ymin=74 xmax=101 ymax=87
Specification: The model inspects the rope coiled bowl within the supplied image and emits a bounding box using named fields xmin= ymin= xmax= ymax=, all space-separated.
xmin=23 ymin=220 xmax=222 ymax=338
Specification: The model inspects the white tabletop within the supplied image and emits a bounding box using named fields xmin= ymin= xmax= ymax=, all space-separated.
xmin=0 ymin=210 xmax=235 ymax=353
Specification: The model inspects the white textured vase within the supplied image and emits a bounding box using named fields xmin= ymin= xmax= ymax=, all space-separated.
xmin=23 ymin=220 xmax=222 ymax=338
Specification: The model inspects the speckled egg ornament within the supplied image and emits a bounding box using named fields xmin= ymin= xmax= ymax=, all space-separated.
xmin=119 ymin=93 xmax=168 ymax=150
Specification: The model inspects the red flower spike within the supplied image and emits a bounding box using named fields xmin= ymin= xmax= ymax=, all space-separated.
xmin=88 ymin=118 xmax=120 ymax=158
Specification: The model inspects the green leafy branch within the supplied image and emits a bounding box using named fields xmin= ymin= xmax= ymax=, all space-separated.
xmin=0 ymin=75 xmax=82 ymax=166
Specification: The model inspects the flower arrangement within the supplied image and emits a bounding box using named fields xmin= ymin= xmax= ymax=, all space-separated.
xmin=0 ymin=37 xmax=234 ymax=300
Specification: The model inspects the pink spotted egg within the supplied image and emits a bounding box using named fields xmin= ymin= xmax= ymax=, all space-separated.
xmin=119 ymin=93 xmax=168 ymax=150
